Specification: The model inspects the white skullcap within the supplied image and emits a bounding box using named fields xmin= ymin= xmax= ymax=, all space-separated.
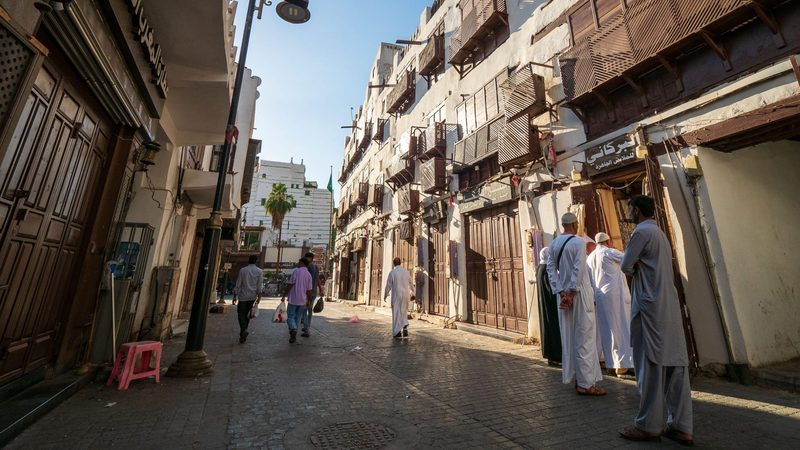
xmin=582 ymin=235 xmax=595 ymax=244
xmin=561 ymin=212 xmax=578 ymax=225
xmin=595 ymin=232 xmax=610 ymax=243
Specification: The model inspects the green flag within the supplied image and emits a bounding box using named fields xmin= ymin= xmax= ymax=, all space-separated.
xmin=326 ymin=173 xmax=333 ymax=192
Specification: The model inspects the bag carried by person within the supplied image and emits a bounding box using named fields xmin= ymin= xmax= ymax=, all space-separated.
xmin=248 ymin=304 xmax=259 ymax=319
xmin=272 ymin=300 xmax=287 ymax=323
xmin=312 ymin=296 xmax=324 ymax=313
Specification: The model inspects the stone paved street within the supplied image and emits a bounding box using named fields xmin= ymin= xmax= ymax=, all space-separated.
xmin=7 ymin=300 xmax=800 ymax=449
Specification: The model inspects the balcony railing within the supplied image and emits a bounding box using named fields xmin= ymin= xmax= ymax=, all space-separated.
xmin=373 ymin=118 xmax=386 ymax=141
xmin=449 ymin=0 xmax=508 ymax=65
xmin=397 ymin=184 xmax=420 ymax=214
xmin=498 ymin=113 xmax=540 ymax=167
xmin=453 ymin=116 xmax=504 ymax=170
xmin=386 ymin=70 xmax=416 ymax=115
xmin=419 ymin=34 xmax=445 ymax=77
xmin=420 ymin=157 xmax=447 ymax=194
xmin=561 ymin=0 xmax=777 ymax=103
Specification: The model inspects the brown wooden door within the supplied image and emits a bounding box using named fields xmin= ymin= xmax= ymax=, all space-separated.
xmin=337 ymin=256 xmax=350 ymax=300
xmin=356 ymin=252 xmax=367 ymax=303
xmin=465 ymin=205 xmax=527 ymax=333
xmin=392 ymin=228 xmax=415 ymax=271
xmin=368 ymin=238 xmax=383 ymax=306
xmin=0 ymin=66 xmax=110 ymax=384
xmin=428 ymin=222 xmax=449 ymax=316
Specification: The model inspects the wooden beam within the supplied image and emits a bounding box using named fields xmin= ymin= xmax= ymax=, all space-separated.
xmin=592 ymin=91 xmax=617 ymax=122
xmin=623 ymin=75 xmax=649 ymax=108
xmin=656 ymin=54 xmax=684 ymax=92
xmin=699 ymin=31 xmax=732 ymax=71
xmin=790 ymin=55 xmax=800 ymax=88
xmin=750 ymin=2 xmax=786 ymax=48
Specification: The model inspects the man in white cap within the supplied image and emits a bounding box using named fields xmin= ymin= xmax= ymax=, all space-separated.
xmin=588 ymin=232 xmax=634 ymax=377
xmin=547 ymin=212 xmax=605 ymax=396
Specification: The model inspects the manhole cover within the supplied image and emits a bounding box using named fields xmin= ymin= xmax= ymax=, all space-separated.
xmin=309 ymin=421 xmax=397 ymax=449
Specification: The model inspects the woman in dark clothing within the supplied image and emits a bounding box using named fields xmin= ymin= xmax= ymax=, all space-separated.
xmin=536 ymin=247 xmax=562 ymax=365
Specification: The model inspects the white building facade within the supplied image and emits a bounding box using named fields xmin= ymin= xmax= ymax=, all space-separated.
xmin=245 ymin=159 xmax=333 ymax=249
xmin=333 ymin=0 xmax=800 ymax=375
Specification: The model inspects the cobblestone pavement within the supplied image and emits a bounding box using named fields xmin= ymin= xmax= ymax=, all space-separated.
xmin=7 ymin=300 xmax=800 ymax=449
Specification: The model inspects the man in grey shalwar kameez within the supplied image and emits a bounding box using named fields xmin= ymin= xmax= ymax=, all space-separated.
xmin=619 ymin=195 xmax=694 ymax=446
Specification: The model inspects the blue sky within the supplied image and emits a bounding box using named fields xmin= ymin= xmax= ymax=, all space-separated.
xmin=235 ymin=0 xmax=432 ymax=201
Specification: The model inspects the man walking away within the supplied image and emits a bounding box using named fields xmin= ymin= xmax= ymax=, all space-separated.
xmin=233 ymin=255 xmax=263 ymax=344
xmin=384 ymin=257 xmax=413 ymax=339
xmin=281 ymin=257 xmax=313 ymax=344
xmin=589 ymin=232 xmax=634 ymax=376
xmin=619 ymin=195 xmax=693 ymax=445
xmin=301 ymin=252 xmax=320 ymax=338
xmin=547 ymin=212 xmax=605 ymax=396
xmin=536 ymin=247 xmax=561 ymax=366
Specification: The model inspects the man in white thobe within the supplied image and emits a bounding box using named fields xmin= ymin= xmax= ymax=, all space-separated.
xmin=619 ymin=196 xmax=693 ymax=446
xmin=588 ymin=232 xmax=634 ymax=376
xmin=547 ymin=213 xmax=605 ymax=396
xmin=384 ymin=257 xmax=413 ymax=339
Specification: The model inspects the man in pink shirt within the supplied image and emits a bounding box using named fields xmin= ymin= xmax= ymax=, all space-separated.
xmin=281 ymin=257 xmax=313 ymax=343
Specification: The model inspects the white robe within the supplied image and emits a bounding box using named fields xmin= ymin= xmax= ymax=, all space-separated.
xmin=588 ymin=245 xmax=633 ymax=369
xmin=547 ymin=234 xmax=603 ymax=388
xmin=384 ymin=266 xmax=412 ymax=336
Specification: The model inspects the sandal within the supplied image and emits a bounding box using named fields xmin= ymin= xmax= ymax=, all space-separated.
xmin=619 ymin=426 xmax=661 ymax=442
xmin=663 ymin=427 xmax=694 ymax=446
xmin=576 ymin=385 xmax=606 ymax=396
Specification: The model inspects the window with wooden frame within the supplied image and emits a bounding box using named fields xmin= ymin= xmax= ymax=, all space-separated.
xmin=455 ymin=70 xmax=508 ymax=136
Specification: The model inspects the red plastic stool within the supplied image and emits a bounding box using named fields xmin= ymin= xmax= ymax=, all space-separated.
xmin=107 ymin=341 xmax=163 ymax=390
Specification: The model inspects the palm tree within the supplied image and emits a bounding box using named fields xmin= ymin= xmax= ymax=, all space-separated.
xmin=264 ymin=183 xmax=296 ymax=273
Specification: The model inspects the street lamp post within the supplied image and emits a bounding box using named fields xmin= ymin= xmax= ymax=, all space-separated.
xmin=167 ymin=0 xmax=310 ymax=378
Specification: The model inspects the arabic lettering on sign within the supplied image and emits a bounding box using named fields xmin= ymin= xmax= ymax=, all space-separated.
xmin=584 ymin=135 xmax=638 ymax=175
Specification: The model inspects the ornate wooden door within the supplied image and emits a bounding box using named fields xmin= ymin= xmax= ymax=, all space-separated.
xmin=465 ymin=205 xmax=527 ymax=333
xmin=428 ymin=222 xmax=449 ymax=316
xmin=368 ymin=238 xmax=383 ymax=306
xmin=0 ymin=66 xmax=110 ymax=384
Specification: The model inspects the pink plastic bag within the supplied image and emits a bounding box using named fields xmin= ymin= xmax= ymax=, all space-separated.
xmin=348 ymin=315 xmax=360 ymax=323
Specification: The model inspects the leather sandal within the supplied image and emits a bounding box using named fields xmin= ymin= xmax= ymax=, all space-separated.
xmin=663 ymin=427 xmax=694 ymax=446
xmin=576 ymin=385 xmax=606 ymax=396
xmin=619 ymin=426 xmax=661 ymax=442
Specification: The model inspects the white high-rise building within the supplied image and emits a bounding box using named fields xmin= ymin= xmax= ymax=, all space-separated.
xmin=244 ymin=159 xmax=332 ymax=249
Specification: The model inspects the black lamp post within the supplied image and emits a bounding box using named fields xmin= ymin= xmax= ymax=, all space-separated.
xmin=167 ymin=0 xmax=310 ymax=378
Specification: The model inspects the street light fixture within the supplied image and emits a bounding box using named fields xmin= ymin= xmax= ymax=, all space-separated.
xmin=276 ymin=0 xmax=311 ymax=24
xmin=167 ymin=0 xmax=311 ymax=378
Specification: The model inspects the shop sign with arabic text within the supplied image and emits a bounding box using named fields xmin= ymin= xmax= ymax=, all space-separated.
xmin=584 ymin=135 xmax=638 ymax=175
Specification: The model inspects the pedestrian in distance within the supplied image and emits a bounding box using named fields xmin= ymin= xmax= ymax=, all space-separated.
xmin=300 ymin=252 xmax=320 ymax=338
xmin=281 ymin=257 xmax=313 ymax=344
xmin=413 ymin=265 xmax=426 ymax=313
xmin=536 ymin=247 xmax=562 ymax=366
xmin=546 ymin=212 xmax=605 ymax=396
xmin=232 ymin=254 xmax=263 ymax=344
xmin=588 ymin=232 xmax=634 ymax=377
xmin=619 ymin=195 xmax=694 ymax=446
xmin=384 ymin=257 xmax=413 ymax=339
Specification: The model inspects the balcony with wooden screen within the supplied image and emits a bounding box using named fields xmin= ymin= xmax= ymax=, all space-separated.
xmin=499 ymin=63 xmax=547 ymax=120
xmin=353 ymin=182 xmax=369 ymax=206
xmin=367 ymin=184 xmax=384 ymax=208
xmin=560 ymin=0 xmax=791 ymax=138
xmin=419 ymin=34 xmax=445 ymax=78
xmin=449 ymin=0 xmax=508 ymax=66
xmin=386 ymin=70 xmax=416 ymax=115
xmin=358 ymin=122 xmax=372 ymax=150
xmin=419 ymin=121 xmax=447 ymax=160
xmin=498 ymin=113 xmax=540 ymax=167
xmin=385 ymin=157 xmax=415 ymax=187
xmin=397 ymin=184 xmax=420 ymax=214
xmin=373 ymin=118 xmax=386 ymax=142
xmin=420 ymin=157 xmax=447 ymax=194
xmin=453 ymin=116 xmax=504 ymax=171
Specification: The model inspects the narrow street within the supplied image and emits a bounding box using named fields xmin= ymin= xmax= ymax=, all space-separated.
xmin=8 ymin=300 xmax=800 ymax=450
